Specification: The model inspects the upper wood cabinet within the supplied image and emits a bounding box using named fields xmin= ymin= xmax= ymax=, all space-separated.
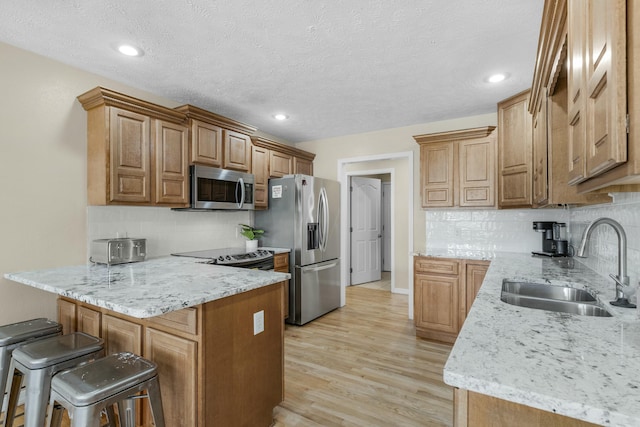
xmin=78 ymin=87 xmax=189 ymax=207
xmin=414 ymin=127 xmax=497 ymax=209
xmin=528 ymin=0 xmax=612 ymax=206
xmin=536 ymin=0 xmax=640 ymax=193
xmin=250 ymin=136 xmax=316 ymax=209
xmin=174 ymin=105 xmax=256 ymax=173
xmin=498 ymin=90 xmax=533 ymax=208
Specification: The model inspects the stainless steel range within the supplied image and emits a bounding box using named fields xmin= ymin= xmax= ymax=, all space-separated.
xmin=171 ymin=248 xmax=274 ymax=270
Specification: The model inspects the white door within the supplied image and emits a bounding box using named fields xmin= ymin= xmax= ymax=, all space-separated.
xmin=382 ymin=182 xmax=392 ymax=272
xmin=350 ymin=177 xmax=382 ymax=285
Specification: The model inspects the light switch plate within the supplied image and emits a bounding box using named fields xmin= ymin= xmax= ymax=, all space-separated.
xmin=253 ymin=310 xmax=264 ymax=335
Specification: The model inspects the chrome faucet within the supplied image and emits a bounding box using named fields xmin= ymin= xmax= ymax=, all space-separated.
xmin=576 ymin=217 xmax=635 ymax=308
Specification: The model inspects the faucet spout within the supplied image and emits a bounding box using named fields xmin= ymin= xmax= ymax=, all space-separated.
xmin=577 ymin=217 xmax=631 ymax=304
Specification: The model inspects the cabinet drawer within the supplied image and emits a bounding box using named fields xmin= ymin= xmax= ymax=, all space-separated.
xmin=273 ymin=253 xmax=289 ymax=271
xmin=414 ymin=257 xmax=460 ymax=275
xmin=147 ymin=307 xmax=198 ymax=335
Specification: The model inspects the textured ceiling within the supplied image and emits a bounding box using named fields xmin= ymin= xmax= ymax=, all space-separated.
xmin=0 ymin=1 xmax=543 ymax=143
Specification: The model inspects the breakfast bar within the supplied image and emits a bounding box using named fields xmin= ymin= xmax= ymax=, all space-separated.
xmin=5 ymin=256 xmax=290 ymax=427
xmin=443 ymin=253 xmax=640 ymax=427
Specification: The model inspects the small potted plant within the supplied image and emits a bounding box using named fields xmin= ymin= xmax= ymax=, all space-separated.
xmin=239 ymin=224 xmax=264 ymax=251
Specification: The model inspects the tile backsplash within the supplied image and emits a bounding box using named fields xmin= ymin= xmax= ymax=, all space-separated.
xmin=87 ymin=206 xmax=252 ymax=258
xmin=426 ymin=208 xmax=570 ymax=254
xmin=425 ymin=193 xmax=640 ymax=303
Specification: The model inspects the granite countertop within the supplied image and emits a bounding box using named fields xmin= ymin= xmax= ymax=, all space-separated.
xmin=443 ymin=252 xmax=640 ymax=426
xmin=413 ymin=248 xmax=499 ymax=261
xmin=4 ymin=256 xmax=290 ymax=318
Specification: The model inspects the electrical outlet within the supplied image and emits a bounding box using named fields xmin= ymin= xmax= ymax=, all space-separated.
xmin=253 ymin=310 xmax=264 ymax=335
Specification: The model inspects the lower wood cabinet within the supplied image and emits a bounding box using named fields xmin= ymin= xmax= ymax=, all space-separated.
xmin=413 ymin=256 xmax=489 ymax=343
xmin=454 ymin=389 xmax=599 ymax=427
xmin=58 ymin=280 xmax=284 ymax=427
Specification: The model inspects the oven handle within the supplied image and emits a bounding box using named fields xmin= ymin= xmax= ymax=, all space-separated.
xmin=236 ymin=178 xmax=245 ymax=208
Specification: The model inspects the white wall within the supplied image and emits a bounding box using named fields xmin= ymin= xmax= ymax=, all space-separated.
xmin=0 ymin=42 xmax=201 ymax=325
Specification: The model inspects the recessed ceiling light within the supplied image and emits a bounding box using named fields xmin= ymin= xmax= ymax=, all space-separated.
xmin=117 ymin=44 xmax=143 ymax=57
xmin=487 ymin=73 xmax=507 ymax=83
xmin=273 ymin=113 xmax=289 ymax=121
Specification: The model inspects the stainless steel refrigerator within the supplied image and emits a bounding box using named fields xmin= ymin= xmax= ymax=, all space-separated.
xmin=255 ymin=175 xmax=340 ymax=325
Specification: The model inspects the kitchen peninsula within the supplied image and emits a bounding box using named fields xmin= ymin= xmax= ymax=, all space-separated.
xmin=5 ymin=256 xmax=290 ymax=427
xmin=443 ymin=252 xmax=640 ymax=427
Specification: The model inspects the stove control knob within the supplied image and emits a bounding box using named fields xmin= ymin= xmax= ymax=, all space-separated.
xmin=218 ymin=256 xmax=224 ymax=262
xmin=226 ymin=255 xmax=232 ymax=260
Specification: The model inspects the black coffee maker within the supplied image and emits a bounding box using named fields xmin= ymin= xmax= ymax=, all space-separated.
xmin=532 ymin=221 xmax=569 ymax=257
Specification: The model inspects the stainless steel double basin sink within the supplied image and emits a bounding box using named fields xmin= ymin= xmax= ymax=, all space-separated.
xmin=501 ymin=280 xmax=612 ymax=317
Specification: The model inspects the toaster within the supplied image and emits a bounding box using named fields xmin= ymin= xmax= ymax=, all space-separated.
xmin=90 ymin=238 xmax=146 ymax=265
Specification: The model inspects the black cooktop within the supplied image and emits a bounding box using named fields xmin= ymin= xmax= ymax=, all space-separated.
xmin=171 ymin=248 xmax=273 ymax=266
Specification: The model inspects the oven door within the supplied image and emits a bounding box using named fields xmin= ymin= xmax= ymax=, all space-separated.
xmin=191 ymin=165 xmax=254 ymax=210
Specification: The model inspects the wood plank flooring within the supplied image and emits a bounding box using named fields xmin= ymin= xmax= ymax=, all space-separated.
xmin=273 ymin=285 xmax=454 ymax=427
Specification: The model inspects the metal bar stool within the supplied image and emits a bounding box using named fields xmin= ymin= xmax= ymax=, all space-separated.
xmin=0 ymin=318 xmax=62 ymax=414
xmin=48 ymin=352 xmax=165 ymax=427
xmin=2 ymin=332 xmax=104 ymax=427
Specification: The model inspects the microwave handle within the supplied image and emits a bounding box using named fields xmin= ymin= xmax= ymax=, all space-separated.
xmin=236 ymin=178 xmax=245 ymax=208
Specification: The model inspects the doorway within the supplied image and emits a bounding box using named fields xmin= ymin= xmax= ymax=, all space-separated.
xmin=338 ymin=151 xmax=415 ymax=320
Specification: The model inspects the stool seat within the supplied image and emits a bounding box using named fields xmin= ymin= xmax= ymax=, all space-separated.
xmin=52 ymin=353 xmax=157 ymax=407
xmin=0 ymin=318 xmax=61 ymax=414
xmin=49 ymin=353 xmax=165 ymax=427
xmin=0 ymin=319 xmax=61 ymax=347
xmin=12 ymin=332 xmax=103 ymax=369
xmin=2 ymin=332 xmax=104 ymax=427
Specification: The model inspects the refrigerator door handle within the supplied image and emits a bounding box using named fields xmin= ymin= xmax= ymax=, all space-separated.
xmin=302 ymin=260 xmax=339 ymax=273
xmin=318 ymin=187 xmax=329 ymax=251
xmin=236 ymin=177 xmax=245 ymax=209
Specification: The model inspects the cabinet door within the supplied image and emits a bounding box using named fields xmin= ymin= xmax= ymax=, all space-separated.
xmin=154 ymin=120 xmax=189 ymax=205
xmin=57 ymin=299 xmax=76 ymax=335
xmin=459 ymin=138 xmax=495 ymax=207
xmin=145 ymin=328 xmax=197 ymax=427
xmin=269 ymin=151 xmax=293 ymax=178
xmin=191 ymin=119 xmax=223 ymax=167
xmin=251 ymin=145 xmax=269 ymax=209
xmin=567 ymin=0 xmax=588 ymax=184
xmin=224 ymin=130 xmax=251 ymax=172
xmin=77 ymin=306 xmax=101 ymax=338
xmin=414 ymin=273 xmax=460 ymax=335
xmin=532 ymin=92 xmax=549 ymax=206
xmin=102 ymin=314 xmax=142 ymax=356
xmin=420 ymin=142 xmax=455 ymax=207
xmin=274 ymin=253 xmax=290 ymax=320
xmin=109 ymin=107 xmax=151 ymax=203
xmin=584 ymin=0 xmax=627 ymax=178
xmin=465 ymin=262 xmax=489 ymax=315
xmin=294 ymin=157 xmax=313 ymax=175
xmin=498 ymin=91 xmax=532 ymax=208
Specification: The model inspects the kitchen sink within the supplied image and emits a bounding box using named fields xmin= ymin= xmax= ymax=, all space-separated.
xmin=500 ymin=279 xmax=612 ymax=317
xmin=501 ymin=280 xmax=596 ymax=302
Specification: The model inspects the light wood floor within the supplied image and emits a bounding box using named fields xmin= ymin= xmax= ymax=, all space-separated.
xmin=273 ymin=285 xmax=454 ymax=427
xmin=355 ymin=271 xmax=391 ymax=291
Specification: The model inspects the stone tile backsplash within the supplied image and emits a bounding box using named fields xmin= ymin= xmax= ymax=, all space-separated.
xmin=87 ymin=206 xmax=252 ymax=258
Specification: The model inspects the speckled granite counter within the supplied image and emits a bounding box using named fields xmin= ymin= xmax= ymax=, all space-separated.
xmin=413 ymin=248 xmax=498 ymax=261
xmin=4 ymin=256 xmax=290 ymax=318
xmin=443 ymin=252 xmax=640 ymax=426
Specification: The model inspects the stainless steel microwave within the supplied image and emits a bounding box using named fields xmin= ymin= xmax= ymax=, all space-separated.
xmin=187 ymin=165 xmax=255 ymax=210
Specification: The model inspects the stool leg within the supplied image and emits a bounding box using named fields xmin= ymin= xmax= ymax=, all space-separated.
xmin=0 ymin=348 xmax=10 ymax=413
xmin=70 ymin=406 xmax=101 ymax=427
xmin=146 ymin=377 xmax=165 ymax=427
xmin=117 ymin=399 xmax=136 ymax=427
xmin=22 ymin=368 xmax=51 ymax=427
xmin=2 ymin=363 xmax=22 ymax=427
